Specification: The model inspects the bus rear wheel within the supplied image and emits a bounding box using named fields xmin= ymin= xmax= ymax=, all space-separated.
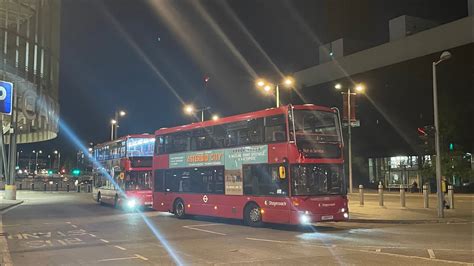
xmin=174 ymin=199 xmax=186 ymax=219
xmin=244 ymin=203 xmax=263 ymax=227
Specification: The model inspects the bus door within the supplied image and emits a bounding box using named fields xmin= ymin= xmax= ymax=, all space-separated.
xmin=162 ymin=170 xmax=176 ymax=212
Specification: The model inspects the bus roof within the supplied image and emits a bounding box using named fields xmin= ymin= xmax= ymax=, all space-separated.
xmin=155 ymin=104 xmax=335 ymax=136
xmin=94 ymin=134 xmax=154 ymax=148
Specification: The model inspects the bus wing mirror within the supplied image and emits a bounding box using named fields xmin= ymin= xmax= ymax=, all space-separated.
xmin=279 ymin=166 xmax=286 ymax=179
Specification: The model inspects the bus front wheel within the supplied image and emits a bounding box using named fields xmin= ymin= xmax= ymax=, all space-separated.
xmin=174 ymin=199 xmax=186 ymax=219
xmin=244 ymin=203 xmax=263 ymax=227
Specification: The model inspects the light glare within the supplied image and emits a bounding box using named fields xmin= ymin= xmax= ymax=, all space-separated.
xmin=355 ymin=84 xmax=365 ymax=92
xmin=184 ymin=105 xmax=194 ymax=114
xmin=283 ymin=76 xmax=294 ymax=87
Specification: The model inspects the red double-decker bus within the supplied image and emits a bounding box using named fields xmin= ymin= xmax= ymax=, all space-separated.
xmin=152 ymin=104 xmax=348 ymax=226
xmin=92 ymin=134 xmax=155 ymax=209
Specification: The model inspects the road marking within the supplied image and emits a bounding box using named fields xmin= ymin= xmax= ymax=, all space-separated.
xmin=341 ymin=247 xmax=468 ymax=265
xmin=97 ymin=256 xmax=139 ymax=262
xmin=183 ymin=225 xmax=227 ymax=236
xmin=100 ymin=239 xmax=110 ymax=243
xmin=71 ymin=224 xmax=78 ymax=228
xmin=186 ymin=223 xmax=224 ymax=227
xmin=134 ymin=254 xmax=149 ymax=261
xmin=246 ymin=237 xmax=332 ymax=249
xmin=246 ymin=237 xmax=288 ymax=244
xmin=89 ymin=233 xmax=97 ymax=237
xmin=428 ymin=249 xmax=436 ymax=259
xmin=376 ymin=249 xmax=381 ymax=252
xmin=66 ymin=222 xmax=71 ymax=224
xmin=0 ymin=214 xmax=13 ymax=266
xmin=114 ymin=245 xmax=126 ymax=250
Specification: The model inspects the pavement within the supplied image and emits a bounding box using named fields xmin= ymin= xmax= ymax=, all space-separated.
xmin=347 ymin=192 xmax=474 ymax=223
xmin=0 ymin=191 xmax=472 ymax=265
xmin=0 ymin=191 xmax=24 ymax=212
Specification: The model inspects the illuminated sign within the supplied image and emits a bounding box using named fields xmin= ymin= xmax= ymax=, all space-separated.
xmin=0 ymin=81 xmax=13 ymax=115
xmin=169 ymin=145 xmax=268 ymax=169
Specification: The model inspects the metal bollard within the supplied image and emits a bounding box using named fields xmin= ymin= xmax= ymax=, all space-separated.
xmin=31 ymin=183 xmax=35 ymax=191
xmin=87 ymin=185 xmax=91 ymax=193
xmin=423 ymin=184 xmax=429 ymax=208
xmin=67 ymin=184 xmax=70 ymax=192
xmin=448 ymin=185 xmax=454 ymax=209
xmin=19 ymin=183 xmax=22 ymax=190
xmin=77 ymin=185 xmax=80 ymax=193
xmin=400 ymin=185 xmax=406 ymax=207
xmin=378 ymin=184 xmax=384 ymax=206
xmin=359 ymin=185 xmax=364 ymax=206
xmin=43 ymin=183 xmax=47 ymax=191
xmin=56 ymin=183 xmax=59 ymax=191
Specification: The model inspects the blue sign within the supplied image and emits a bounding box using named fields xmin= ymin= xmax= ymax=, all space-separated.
xmin=0 ymin=81 xmax=13 ymax=115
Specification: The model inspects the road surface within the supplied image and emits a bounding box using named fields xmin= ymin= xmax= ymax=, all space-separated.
xmin=1 ymin=192 xmax=472 ymax=265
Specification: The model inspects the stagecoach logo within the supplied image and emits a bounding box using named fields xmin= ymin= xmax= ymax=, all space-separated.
xmin=202 ymin=195 xmax=208 ymax=203
xmin=264 ymin=200 xmax=287 ymax=207
xmin=318 ymin=203 xmax=336 ymax=207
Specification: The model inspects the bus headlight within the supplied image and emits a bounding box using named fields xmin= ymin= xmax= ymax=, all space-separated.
xmin=343 ymin=212 xmax=349 ymax=219
xmin=299 ymin=214 xmax=311 ymax=224
xmin=341 ymin=208 xmax=346 ymax=213
xmin=127 ymin=199 xmax=137 ymax=208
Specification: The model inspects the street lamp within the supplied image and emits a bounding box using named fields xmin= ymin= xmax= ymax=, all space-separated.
xmin=256 ymin=76 xmax=295 ymax=107
xmin=54 ymin=150 xmax=61 ymax=171
xmin=433 ymin=50 xmax=451 ymax=218
xmin=110 ymin=119 xmax=117 ymax=141
xmin=34 ymin=150 xmax=42 ymax=174
xmin=112 ymin=110 xmax=126 ymax=140
xmin=211 ymin=114 xmax=219 ymax=121
xmin=335 ymin=83 xmax=365 ymax=194
xmin=184 ymin=104 xmax=211 ymax=122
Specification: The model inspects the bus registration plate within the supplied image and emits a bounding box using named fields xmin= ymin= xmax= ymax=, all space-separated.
xmin=321 ymin=215 xmax=333 ymax=221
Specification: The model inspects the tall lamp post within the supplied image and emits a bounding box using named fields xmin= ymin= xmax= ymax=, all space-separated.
xmin=183 ymin=105 xmax=213 ymax=122
xmin=34 ymin=150 xmax=42 ymax=174
xmin=113 ymin=110 xmax=126 ymax=140
xmin=110 ymin=119 xmax=117 ymax=141
xmin=255 ymin=76 xmax=295 ymax=107
xmin=335 ymin=83 xmax=365 ymax=194
xmin=433 ymin=51 xmax=451 ymax=218
xmin=54 ymin=150 xmax=61 ymax=171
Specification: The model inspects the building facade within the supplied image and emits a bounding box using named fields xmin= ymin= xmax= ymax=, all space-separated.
xmin=0 ymin=0 xmax=60 ymax=143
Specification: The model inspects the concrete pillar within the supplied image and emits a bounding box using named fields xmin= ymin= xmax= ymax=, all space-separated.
xmin=400 ymin=185 xmax=406 ymax=207
xmin=359 ymin=185 xmax=364 ymax=206
xmin=447 ymin=185 xmax=454 ymax=209
xmin=378 ymin=184 xmax=384 ymax=206
xmin=423 ymin=184 xmax=429 ymax=208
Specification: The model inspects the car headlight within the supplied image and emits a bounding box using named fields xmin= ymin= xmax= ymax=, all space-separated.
xmin=127 ymin=199 xmax=137 ymax=208
xmin=299 ymin=214 xmax=311 ymax=224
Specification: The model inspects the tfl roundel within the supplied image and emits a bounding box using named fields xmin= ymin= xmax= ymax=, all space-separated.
xmin=0 ymin=81 xmax=13 ymax=115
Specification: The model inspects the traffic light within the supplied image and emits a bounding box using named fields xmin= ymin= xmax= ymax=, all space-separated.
xmin=47 ymin=170 xmax=53 ymax=175
xmin=72 ymin=169 xmax=81 ymax=176
xmin=449 ymin=143 xmax=454 ymax=151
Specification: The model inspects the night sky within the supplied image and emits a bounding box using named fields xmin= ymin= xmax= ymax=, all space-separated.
xmin=23 ymin=0 xmax=468 ymax=161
